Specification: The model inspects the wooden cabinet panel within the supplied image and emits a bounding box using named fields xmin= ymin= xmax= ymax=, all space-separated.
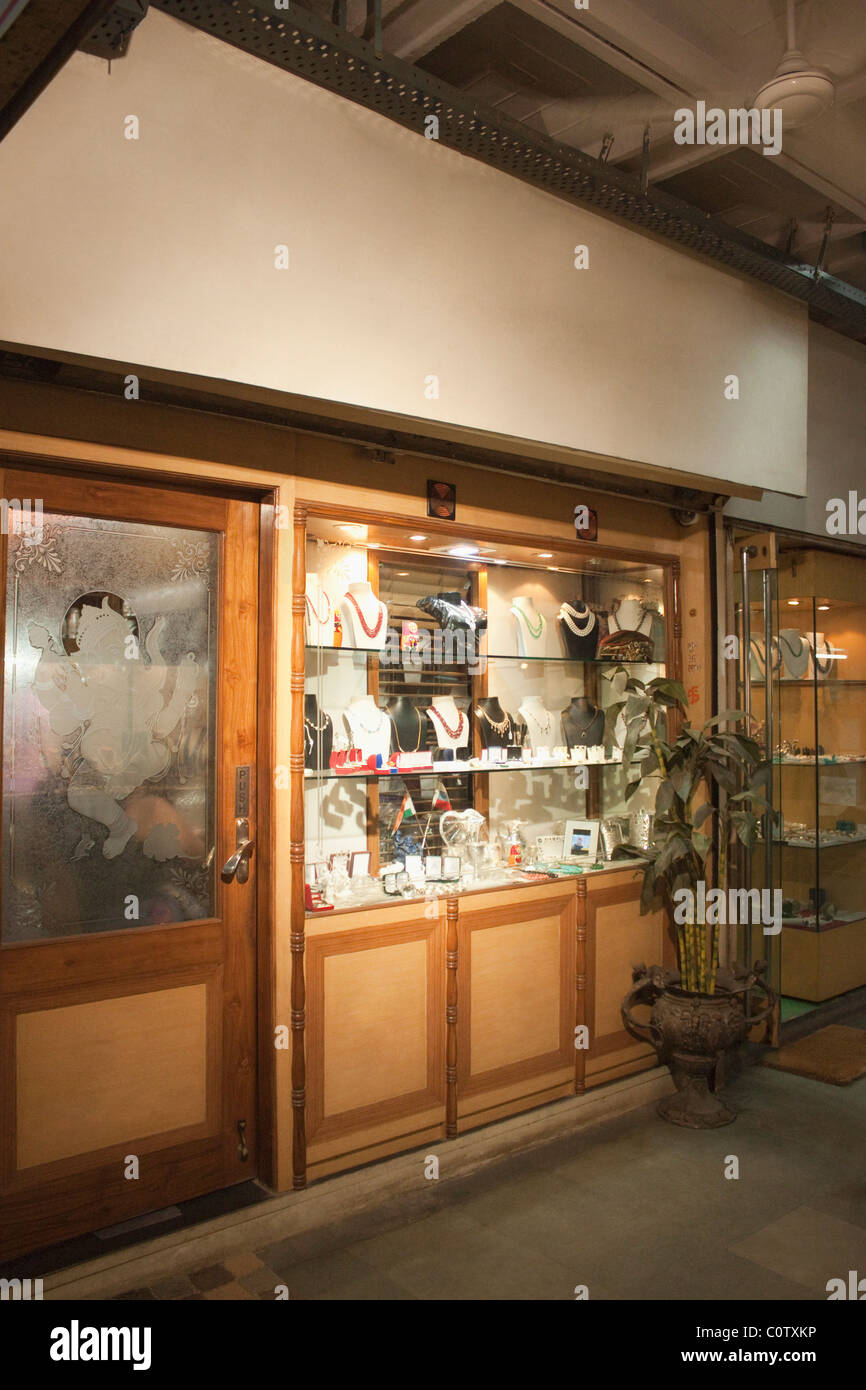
xmin=585 ymin=880 xmax=666 ymax=1083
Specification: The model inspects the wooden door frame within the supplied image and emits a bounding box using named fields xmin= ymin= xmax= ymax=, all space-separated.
xmin=0 ymin=439 xmax=279 ymax=1195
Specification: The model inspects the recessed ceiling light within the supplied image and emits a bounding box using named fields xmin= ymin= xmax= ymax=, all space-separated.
xmin=396 ymin=571 xmax=409 ymax=577
xmin=787 ymin=599 xmax=800 ymax=606
xmin=368 ymin=543 xmax=380 ymax=549
xmin=493 ymin=559 xmax=507 ymax=566
xmin=448 ymin=545 xmax=479 ymax=557
xmin=537 ymin=552 xmax=553 ymax=559
xmin=339 ymin=524 xmax=366 ymax=539
xmin=817 ymin=604 xmax=830 ymax=611
xmin=409 ymin=534 xmax=427 ymax=542
xmin=547 ymin=565 xmax=560 ymax=571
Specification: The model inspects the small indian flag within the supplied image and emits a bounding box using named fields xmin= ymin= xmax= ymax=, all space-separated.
xmin=393 ymin=791 xmax=416 ymax=832
xmin=431 ymin=781 xmax=451 ymax=812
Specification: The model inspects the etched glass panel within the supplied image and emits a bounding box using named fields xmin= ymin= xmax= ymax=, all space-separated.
xmin=3 ymin=513 xmax=217 ymax=941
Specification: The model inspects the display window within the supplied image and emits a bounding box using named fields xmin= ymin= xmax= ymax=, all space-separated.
xmin=298 ymin=511 xmax=678 ymax=915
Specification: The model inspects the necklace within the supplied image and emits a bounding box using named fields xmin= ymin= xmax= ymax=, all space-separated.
xmin=391 ymin=708 xmax=422 ymax=752
xmin=345 ymin=590 xmax=384 ymax=640
xmin=522 ymin=704 xmax=552 ymax=734
xmin=305 ymin=588 xmax=331 ymax=625
xmin=429 ymin=704 xmax=465 ymax=740
xmin=564 ymin=704 xmax=602 ymax=738
xmin=304 ymin=712 xmax=330 ymax=756
xmin=476 ymin=705 xmax=511 ymax=737
xmin=512 ymin=602 xmax=543 ymax=639
xmin=811 ymin=636 xmax=834 ymax=675
xmin=559 ymin=602 xmax=595 ymax=637
xmin=350 ymin=704 xmax=387 ymax=736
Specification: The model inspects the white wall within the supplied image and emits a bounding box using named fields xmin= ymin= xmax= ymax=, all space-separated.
xmin=0 ymin=9 xmax=808 ymax=495
xmin=726 ymin=324 xmax=866 ymax=544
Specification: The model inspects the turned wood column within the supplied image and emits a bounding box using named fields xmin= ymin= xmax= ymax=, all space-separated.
xmin=445 ymin=896 xmax=459 ymax=1137
xmin=290 ymin=504 xmax=308 ymax=1188
xmin=575 ymin=876 xmax=588 ymax=1094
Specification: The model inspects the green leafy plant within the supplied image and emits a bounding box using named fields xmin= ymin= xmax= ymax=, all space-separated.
xmin=604 ymin=668 xmax=775 ymax=996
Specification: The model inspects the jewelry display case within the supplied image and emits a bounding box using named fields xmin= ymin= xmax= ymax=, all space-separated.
xmin=739 ymin=547 xmax=866 ymax=1003
xmin=291 ymin=504 xmax=681 ymax=1183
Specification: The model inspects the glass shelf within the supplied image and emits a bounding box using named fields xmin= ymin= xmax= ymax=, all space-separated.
xmin=775 ymin=755 xmax=866 ymax=765
xmin=305 ymin=644 xmax=663 ymax=667
xmin=778 ymin=832 xmax=866 ymax=849
xmin=305 ymin=756 xmax=624 ymax=783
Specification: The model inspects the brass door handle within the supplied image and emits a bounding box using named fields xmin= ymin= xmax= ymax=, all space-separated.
xmin=221 ymin=837 xmax=255 ymax=882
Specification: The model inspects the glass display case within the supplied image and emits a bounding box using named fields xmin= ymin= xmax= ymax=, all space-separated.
xmin=736 ymin=542 xmax=866 ymax=1004
xmin=300 ymin=514 xmax=677 ymax=915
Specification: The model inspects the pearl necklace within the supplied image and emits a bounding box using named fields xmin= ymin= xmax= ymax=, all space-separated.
xmin=559 ymin=602 xmax=595 ymax=637
xmin=429 ymin=705 xmax=465 ymax=740
xmin=512 ymin=602 xmax=543 ymax=639
xmin=304 ymin=711 xmax=331 ymax=755
xmin=345 ymin=590 xmax=384 ymax=640
xmin=476 ymin=705 xmax=511 ymax=737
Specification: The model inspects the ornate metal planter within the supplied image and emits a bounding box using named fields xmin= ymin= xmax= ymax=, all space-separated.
xmin=621 ymin=963 xmax=775 ymax=1128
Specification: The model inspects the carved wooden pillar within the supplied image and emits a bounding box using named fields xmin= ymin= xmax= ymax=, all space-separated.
xmin=290 ymin=504 xmax=308 ymax=1189
xmin=575 ymin=876 xmax=588 ymax=1094
xmin=445 ymin=896 xmax=459 ymax=1137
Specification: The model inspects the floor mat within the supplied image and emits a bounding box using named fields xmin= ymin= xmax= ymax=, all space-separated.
xmin=763 ymin=1025 xmax=866 ymax=1085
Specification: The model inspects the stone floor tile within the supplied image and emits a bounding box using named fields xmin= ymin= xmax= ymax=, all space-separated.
xmin=190 ymin=1263 xmax=233 ymax=1291
xmin=729 ymin=1205 xmax=866 ymax=1296
xmin=150 ymin=1274 xmax=196 ymax=1300
xmin=202 ymin=1280 xmax=257 ymax=1300
xmin=223 ymin=1251 xmax=264 ymax=1278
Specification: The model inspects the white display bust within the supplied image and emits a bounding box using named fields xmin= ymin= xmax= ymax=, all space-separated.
xmin=510 ymin=595 xmax=548 ymax=658
xmin=344 ymin=696 xmax=391 ymax=758
xmin=518 ymin=695 xmax=556 ymax=749
xmin=305 ymin=573 xmax=335 ymax=646
xmin=426 ymin=695 xmax=470 ymax=752
xmin=340 ymin=580 xmax=388 ymax=651
xmin=610 ymin=597 xmax=652 ymax=635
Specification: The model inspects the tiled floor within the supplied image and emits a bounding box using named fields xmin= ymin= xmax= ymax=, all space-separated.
xmin=112 ymin=1016 xmax=866 ymax=1301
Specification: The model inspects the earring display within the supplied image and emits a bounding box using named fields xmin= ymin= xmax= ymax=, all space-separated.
xmin=340 ymin=580 xmax=389 ymax=650
xmin=416 ymin=591 xmax=487 ymax=632
xmin=304 ymin=694 xmax=334 ymax=770
xmin=557 ymin=600 xmax=599 ymax=660
xmin=561 ymin=696 xmax=605 ymax=750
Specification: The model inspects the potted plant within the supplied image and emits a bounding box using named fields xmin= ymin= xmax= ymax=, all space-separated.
xmin=606 ymin=669 xmax=776 ymax=1128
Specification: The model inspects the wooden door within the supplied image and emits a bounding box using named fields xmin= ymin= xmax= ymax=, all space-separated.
xmin=0 ymin=467 xmax=259 ymax=1259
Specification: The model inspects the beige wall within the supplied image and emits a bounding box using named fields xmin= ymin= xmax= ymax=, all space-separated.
xmin=0 ymin=8 xmax=807 ymax=496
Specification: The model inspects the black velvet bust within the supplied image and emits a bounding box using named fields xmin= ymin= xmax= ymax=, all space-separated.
xmin=561 ymin=696 xmax=605 ymax=750
xmin=557 ymin=600 xmax=599 ymax=660
xmin=388 ymin=697 xmax=427 ymax=754
xmin=304 ymin=694 xmax=333 ymax=770
xmin=475 ymin=696 xmax=517 ymax=749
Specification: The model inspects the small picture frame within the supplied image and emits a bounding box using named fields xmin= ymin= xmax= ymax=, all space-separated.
xmin=441 ymin=855 xmax=461 ymax=881
xmin=328 ymin=851 xmax=350 ymax=875
xmin=404 ymin=854 xmax=424 ymax=879
xmin=306 ymin=861 xmax=327 ymax=884
xmin=425 ymin=855 xmax=442 ymax=881
xmin=563 ymin=819 xmax=600 ymax=860
xmin=383 ymin=872 xmax=400 ymax=896
xmin=349 ymin=851 xmax=371 ymax=878
xmin=427 ymin=479 xmax=456 ymax=521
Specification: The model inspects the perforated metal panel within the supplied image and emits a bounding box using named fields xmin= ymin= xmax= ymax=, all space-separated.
xmin=152 ymin=0 xmax=866 ymax=342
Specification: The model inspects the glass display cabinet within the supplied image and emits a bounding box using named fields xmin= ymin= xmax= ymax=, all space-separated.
xmin=300 ymin=519 xmax=674 ymax=913
xmin=736 ymin=541 xmax=866 ymax=1004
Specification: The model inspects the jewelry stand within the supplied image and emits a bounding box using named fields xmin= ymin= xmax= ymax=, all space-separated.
xmin=511 ymin=595 xmax=548 ymax=658
xmin=557 ymin=600 xmax=598 ymax=660
xmin=561 ymin=696 xmax=604 ymax=750
xmin=340 ymin=580 xmax=389 ymax=651
xmin=345 ymin=695 xmax=391 ymax=759
xmin=305 ymin=574 xmax=335 ymax=646
xmin=475 ymin=697 xmax=517 ymax=748
xmin=518 ymin=695 xmax=556 ymax=749
xmin=388 ymin=697 xmax=427 ymax=754
xmin=427 ymin=696 xmax=470 ymax=753
xmin=304 ymin=694 xmax=333 ymax=770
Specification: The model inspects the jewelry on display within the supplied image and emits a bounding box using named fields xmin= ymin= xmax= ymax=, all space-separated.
xmin=511 ymin=602 xmax=543 ymax=638
xmin=522 ymin=705 xmax=552 ymax=734
xmin=476 ymin=706 xmax=512 ymax=738
xmin=345 ymin=590 xmax=385 ymax=640
xmin=559 ymin=602 xmax=595 ymax=637
xmin=429 ymin=705 xmax=465 ymax=740
xmin=305 ymin=589 xmax=331 ymax=626
xmin=391 ymin=708 xmax=423 ymax=752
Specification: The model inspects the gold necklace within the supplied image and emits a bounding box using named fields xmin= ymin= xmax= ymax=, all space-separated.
xmin=391 ymin=708 xmax=422 ymax=752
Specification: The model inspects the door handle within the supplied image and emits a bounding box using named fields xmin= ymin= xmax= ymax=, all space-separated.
xmin=221 ymin=819 xmax=255 ymax=883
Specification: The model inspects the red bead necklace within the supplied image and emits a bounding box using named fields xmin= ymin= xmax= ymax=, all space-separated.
xmin=345 ymin=590 xmax=384 ymax=640
xmin=429 ymin=705 xmax=465 ymax=740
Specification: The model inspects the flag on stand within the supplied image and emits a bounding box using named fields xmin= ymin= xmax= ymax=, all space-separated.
xmin=392 ymin=791 xmax=416 ymax=832
xmin=431 ymin=781 xmax=452 ymax=812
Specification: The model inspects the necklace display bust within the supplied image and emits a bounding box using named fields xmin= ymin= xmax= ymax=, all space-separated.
xmin=778 ymin=628 xmax=810 ymax=679
xmin=518 ymin=695 xmax=555 ymax=748
xmin=388 ymin=697 xmax=427 ymax=754
xmin=475 ymin=696 xmax=517 ymax=748
xmin=344 ymin=695 xmax=391 ymax=758
xmin=340 ymin=580 xmax=388 ymax=651
xmin=304 ymin=694 xmax=333 ymax=770
xmin=510 ymin=595 xmax=548 ymax=658
xmin=806 ymin=632 xmax=836 ymax=679
xmin=561 ymin=696 xmax=605 ymax=750
xmin=426 ymin=695 xmax=470 ymax=751
xmin=557 ymin=600 xmax=598 ymax=660
xmin=305 ymin=573 xmax=335 ymax=646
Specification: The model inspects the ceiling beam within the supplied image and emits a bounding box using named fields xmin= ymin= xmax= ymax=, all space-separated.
xmin=382 ymin=0 xmax=498 ymax=63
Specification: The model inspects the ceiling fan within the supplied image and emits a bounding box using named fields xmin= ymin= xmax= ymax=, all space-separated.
xmin=753 ymin=0 xmax=835 ymax=129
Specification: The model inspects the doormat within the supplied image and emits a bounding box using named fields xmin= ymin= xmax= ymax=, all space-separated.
xmin=763 ymin=1025 xmax=866 ymax=1085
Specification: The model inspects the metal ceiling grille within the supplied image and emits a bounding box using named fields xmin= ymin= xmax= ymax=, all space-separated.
xmin=152 ymin=0 xmax=866 ymax=341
